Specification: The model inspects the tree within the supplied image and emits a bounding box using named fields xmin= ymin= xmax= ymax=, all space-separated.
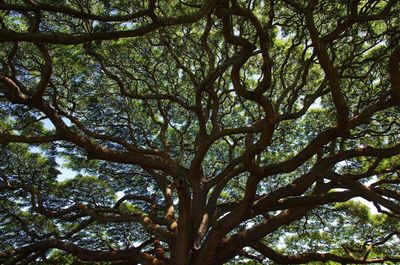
xmin=0 ymin=0 xmax=400 ymax=264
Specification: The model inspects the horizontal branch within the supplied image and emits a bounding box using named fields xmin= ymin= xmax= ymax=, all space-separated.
xmin=0 ymin=132 xmax=61 ymax=144
xmin=0 ymin=240 xmax=167 ymax=265
xmin=251 ymin=241 xmax=400 ymax=264
xmin=0 ymin=1 xmax=218 ymax=44
xmin=0 ymin=2 xmax=151 ymax=22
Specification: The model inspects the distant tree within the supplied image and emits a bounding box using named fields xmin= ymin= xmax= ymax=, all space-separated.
xmin=1 ymin=1 xmax=400 ymax=264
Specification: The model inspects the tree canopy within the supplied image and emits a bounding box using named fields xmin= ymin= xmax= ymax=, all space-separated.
xmin=1 ymin=0 xmax=400 ymax=264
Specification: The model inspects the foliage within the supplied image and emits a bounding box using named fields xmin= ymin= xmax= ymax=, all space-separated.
xmin=0 ymin=0 xmax=400 ymax=264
